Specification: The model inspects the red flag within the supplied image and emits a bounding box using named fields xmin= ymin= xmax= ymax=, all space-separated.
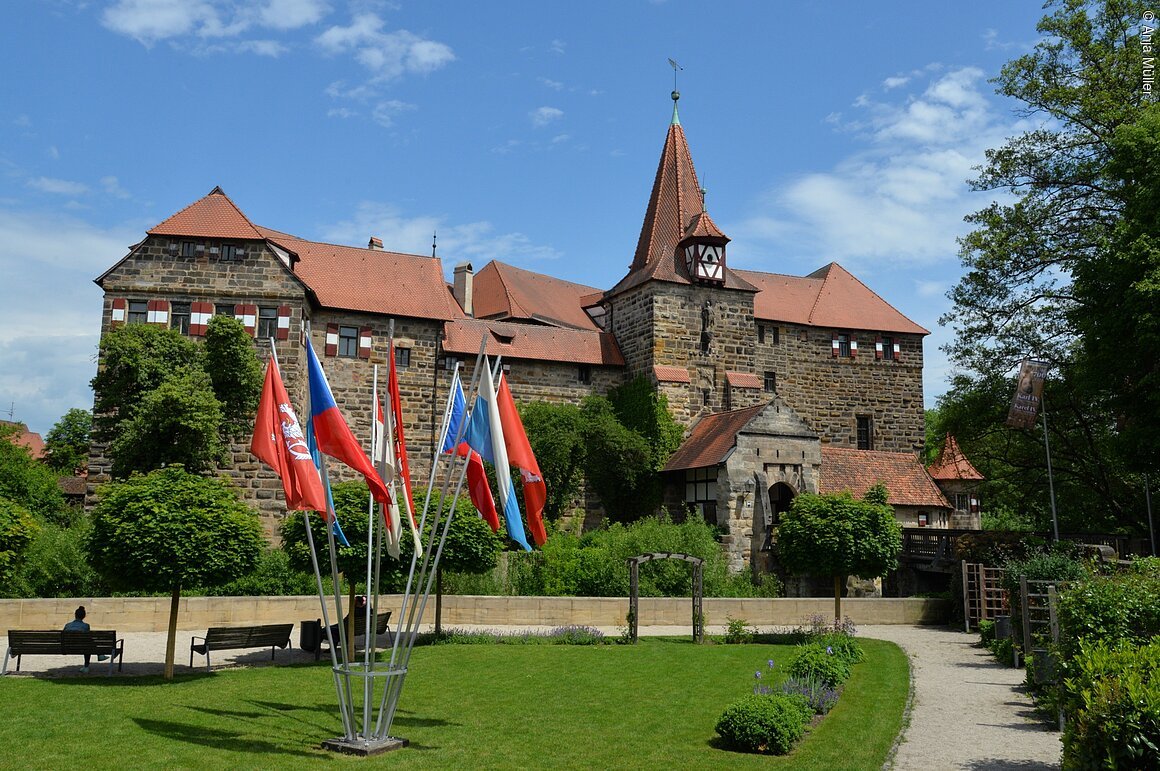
xmin=463 ymin=447 xmax=501 ymax=531
xmin=251 ymin=357 xmax=328 ymax=512
xmin=388 ymin=347 xmax=421 ymax=539
xmin=496 ymin=374 xmax=547 ymax=546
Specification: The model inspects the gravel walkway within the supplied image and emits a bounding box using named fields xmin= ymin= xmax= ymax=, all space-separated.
xmin=2 ymin=623 xmax=1063 ymax=768
xmin=863 ymin=624 xmax=1062 ymax=770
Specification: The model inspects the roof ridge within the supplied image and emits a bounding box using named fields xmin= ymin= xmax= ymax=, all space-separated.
xmin=805 ymin=262 xmax=836 ymax=325
xmin=491 ymin=261 xmax=525 ymax=319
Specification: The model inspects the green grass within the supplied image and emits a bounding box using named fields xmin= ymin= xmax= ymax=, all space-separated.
xmin=0 ymin=638 xmax=907 ymax=770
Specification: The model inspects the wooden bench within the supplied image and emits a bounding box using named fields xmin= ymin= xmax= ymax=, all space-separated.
xmin=189 ymin=623 xmax=293 ymax=670
xmin=3 ymin=630 xmax=125 ymax=675
xmin=300 ymin=612 xmax=392 ymax=660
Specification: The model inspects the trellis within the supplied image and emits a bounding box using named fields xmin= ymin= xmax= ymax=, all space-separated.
xmin=625 ymin=552 xmax=704 ymax=643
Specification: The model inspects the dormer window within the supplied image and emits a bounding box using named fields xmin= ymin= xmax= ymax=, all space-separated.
xmin=683 ymin=242 xmax=725 ymax=283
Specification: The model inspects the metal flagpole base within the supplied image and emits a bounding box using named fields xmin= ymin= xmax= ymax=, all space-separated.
xmin=321 ymin=736 xmax=408 ymax=756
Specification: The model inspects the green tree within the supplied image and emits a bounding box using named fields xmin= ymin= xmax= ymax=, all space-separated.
xmin=941 ymin=0 xmax=1156 ymax=531
xmin=0 ymin=497 xmax=38 ymax=591
xmin=581 ymin=396 xmax=655 ymax=522
xmin=43 ymin=408 xmax=92 ymax=474
xmin=108 ymin=368 xmax=226 ymax=477
xmin=519 ymin=400 xmax=587 ymax=520
xmin=608 ymin=376 xmax=684 ymax=471
xmin=88 ymin=466 xmax=263 ymax=678
xmin=90 ymin=317 xmax=262 ymax=478
xmin=777 ymin=487 xmax=901 ymax=620
xmin=0 ymin=423 xmax=68 ymax=523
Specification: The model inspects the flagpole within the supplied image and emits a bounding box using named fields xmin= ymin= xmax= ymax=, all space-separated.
xmin=362 ymin=365 xmax=380 ymax=737
xmin=1041 ymin=394 xmax=1060 ymax=542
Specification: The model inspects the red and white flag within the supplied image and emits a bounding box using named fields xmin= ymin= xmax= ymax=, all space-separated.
xmin=496 ymin=374 xmax=547 ymax=546
xmin=251 ymin=357 xmax=327 ymax=513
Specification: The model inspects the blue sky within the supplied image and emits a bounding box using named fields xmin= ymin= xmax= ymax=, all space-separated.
xmin=0 ymin=0 xmax=1047 ymax=436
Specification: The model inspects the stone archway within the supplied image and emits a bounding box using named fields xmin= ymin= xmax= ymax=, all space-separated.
xmin=762 ymin=482 xmax=797 ymax=550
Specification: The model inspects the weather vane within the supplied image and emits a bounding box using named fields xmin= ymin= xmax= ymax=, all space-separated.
xmin=668 ymin=57 xmax=682 ymax=94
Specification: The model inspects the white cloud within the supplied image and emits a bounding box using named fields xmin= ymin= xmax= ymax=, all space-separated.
xmin=0 ymin=208 xmax=141 ymax=434
xmin=327 ymin=107 xmax=357 ymax=118
xmin=551 ymin=133 xmax=571 ymax=144
xmin=237 ymin=39 xmax=288 ymax=56
xmin=318 ymin=202 xmax=562 ymax=267
xmin=315 ymin=13 xmax=454 ymax=81
xmin=47 ymin=146 xmax=60 ymax=160
xmin=371 ymin=99 xmax=415 ymax=127
xmin=882 ymin=75 xmax=910 ymax=90
xmin=530 ymin=106 xmax=563 ymax=128
xmin=549 ymin=39 xmax=566 ymax=55
xmin=538 ymin=77 xmax=563 ymax=90
xmin=27 ymin=177 xmax=89 ymax=195
xmin=101 ymin=0 xmax=329 ymax=47
xmin=100 ymin=176 xmax=131 ymax=199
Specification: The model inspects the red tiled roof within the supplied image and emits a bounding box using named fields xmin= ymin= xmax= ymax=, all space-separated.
xmin=605 ymin=121 xmax=756 ymax=299
xmin=261 ymin=229 xmax=462 ymax=322
xmin=726 ymin=371 xmax=762 ymax=389
xmin=927 ymin=434 xmax=985 ymax=481
xmin=819 ymin=447 xmax=950 ymax=508
xmin=654 ymin=365 xmax=691 ymax=383
xmin=147 ymin=186 xmax=265 ymax=240
xmin=736 ymin=263 xmax=928 ymax=335
xmin=1 ymin=420 xmax=44 ymax=459
xmin=442 ymin=318 xmax=624 ymax=366
xmin=663 ymin=403 xmax=768 ymax=471
xmin=472 ymin=261 xmax=602 ymax=330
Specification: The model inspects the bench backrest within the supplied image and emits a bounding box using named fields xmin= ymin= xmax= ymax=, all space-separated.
xmin=7 ymin=630 xmax=117 ymax=655
xmin=204 ymin=623 xmax=292 ymax=649
xmin=345 ymin=611 xmax=391 ymax=636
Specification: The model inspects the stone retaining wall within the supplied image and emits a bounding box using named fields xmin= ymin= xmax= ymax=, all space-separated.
xmin=1 ymin=595 xmax=948 ymax=633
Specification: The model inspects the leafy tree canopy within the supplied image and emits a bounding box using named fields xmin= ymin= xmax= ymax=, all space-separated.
xmin=518 ymin=400 xmax=586 ymax=520
xmin=43 ymin=408 xmax=92 ymax=474
xmin=580 ymin=396 xmax=656 ymax=523
xmin=0 ymin=496 xmax=38 ymax=590
xmin=0 ymin=423 xmax=68 ymax=523
xmin=778 ymin=491 xmax=901 ymax=582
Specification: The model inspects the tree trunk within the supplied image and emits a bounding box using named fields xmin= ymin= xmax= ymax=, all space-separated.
xmin=833 ymin=574 xmax=842 ymax=624
xmin=435 ymin=566 xmax=443 ymax=635
xmin=165 ymin=584 xmax=180 ymax=680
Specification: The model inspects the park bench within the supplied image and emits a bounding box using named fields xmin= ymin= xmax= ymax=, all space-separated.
xmin=300 ymin=611 xmax=392 ymax=661
xmin=189 ymin=623 xmax=294 ymax=670
xmin=2 ymin=630 xmax=125 ymax=675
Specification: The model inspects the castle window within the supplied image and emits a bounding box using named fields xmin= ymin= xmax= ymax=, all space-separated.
xmin=443 ymin=356 xmax=461 ymax=371
xmin=578 ymin=364 xmax=591 ymax=384
xmin=127 ymin=300 xmax=148 ymax=325
xmin=394 ymin=346 xmax=411 ymax=369
xmin=684 ymin=467 xmax=718 ymax=522
xmin=702 ymin=389 xmax=710 ymax=406
xmin=837 ymin=334 xmax=851 ymax=358
xmin=772 ymin=326 xmax=780 ymax=344
xmin=215 ymin=303 xmax=234 ymax=318
xmin=856 ymin=415 xmax=873 ymax=450
xmin=763 ymin=371 xmax=777 ymax=393
xmin=257 ymin=306 xmax=279 ymax=339
xmin=220 ymin=243 xmax=241 ymax=262
xmin=180 ymin=241 xmax=197 ymax=258
xmin=758 ymin=324 xmax=765 ymax=344
xmin=338 ymin=326 xmax=359 ymax=358
xmin=881 ymin=336 xmax=895 ymax=361
xmin=170 ymin=302 xmax=191 ymax=335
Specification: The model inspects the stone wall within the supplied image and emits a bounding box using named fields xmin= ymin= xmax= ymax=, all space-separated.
xmin=0 ymin=595 xmax=950 ymax=632
xmin=755 ymin=322 xmax=925 ymax=452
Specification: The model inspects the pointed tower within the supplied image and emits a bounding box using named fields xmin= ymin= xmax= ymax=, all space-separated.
xmin=601 ymin=92 xmax=758 ymax=423
xmin=928 ymin=434 xmax=985 ymax=529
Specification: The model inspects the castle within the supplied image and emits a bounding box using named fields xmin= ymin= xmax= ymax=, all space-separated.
xmin=90 ymin=94 xmax=979 ymax=575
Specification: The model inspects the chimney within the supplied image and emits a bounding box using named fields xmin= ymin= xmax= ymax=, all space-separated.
xmin=453 ymin=261 xmax=474 ymax=317
xmin=368 ymin=236 xmax=383 ymax=251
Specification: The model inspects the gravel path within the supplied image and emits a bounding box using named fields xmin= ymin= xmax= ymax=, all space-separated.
xmin=862 ymin=625 xmax=1062 ymax=770
xmin=2 ymin=623 xmax=1063 ymax=768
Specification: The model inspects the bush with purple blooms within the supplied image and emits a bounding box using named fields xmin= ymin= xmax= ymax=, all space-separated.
xmin=779 ymin=675 xmax=841 ymax=715
xmin=785 ymin=641 xmax=852 ymax=687
xmin=430 ymin=625 xmax=605 ymax=645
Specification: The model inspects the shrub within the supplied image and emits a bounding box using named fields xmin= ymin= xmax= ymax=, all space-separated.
xmin=714 ymin=693 xmax=811 ymax=755
xmin=0 ymin=496 xmax=39 ymax=590
xmin=779 ymin=675 xmax=841 ymax=715
xmin=814 ymin=632 xmax=864 ymax=665
xmin=430 ymin=626 xmax=605 ymax=645
xmin=979 ymin=619 xmax=996 ymax=647
xmin=724 ymin=616 xmax=755 ymax=644
xmin=10 ymin=516 xmax=104 ymax=598
xmin=1055 ymin=567 xmax=1160 ymax=663
xmin=204 ymin=549 xmax=317 ymax=596
xmin=785 ymin=642 xmax=852 ymax=688
xmin=1060 ymin=639 xmax=1160 ymax=769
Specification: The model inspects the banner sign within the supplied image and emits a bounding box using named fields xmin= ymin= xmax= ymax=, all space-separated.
xmin=1006 ymin=359 xmax=1049 ymax=429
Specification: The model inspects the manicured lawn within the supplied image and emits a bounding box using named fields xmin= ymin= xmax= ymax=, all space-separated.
xmin=0 ymin=637 xmax=907 ymax=769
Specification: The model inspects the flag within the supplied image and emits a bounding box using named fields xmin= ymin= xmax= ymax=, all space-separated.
xmin=387 ymin=347 xmax=422 ymax=551
xmin=442 ymin=370 xmax=500 ymax=532
xmin=372 ymin=376 xmax=403 ymax=558
xmin=306 ymin=418 xmax=350 ymax=547
xmin=463 ymin=359 xmax=530 ymax=551
xmin=496 ymin=374 xmax=547 ymax=546
xmin=1006 ymin=359 xmax=1050 ymax=429
xmin=304 ymin=339 xmax=391 ymax=505
xmin=250 ymin=356 xmax=328 ymax=513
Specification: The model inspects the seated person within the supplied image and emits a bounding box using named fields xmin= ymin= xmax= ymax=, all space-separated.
xmin=327 ymin=595 xmax=369 ymax=643
xmin=63 ymin=606 xmax=92 ymax=673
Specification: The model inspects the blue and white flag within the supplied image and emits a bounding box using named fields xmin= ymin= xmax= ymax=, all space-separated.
xmin=463 ymin=358 xmax=530 ymax=550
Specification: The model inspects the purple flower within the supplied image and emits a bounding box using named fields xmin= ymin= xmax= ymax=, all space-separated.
xmin=826 ymin=645 xmax=834 ymax=655
xmin=754 ymin=670 xmax=762 ymax=679
xmin=767 ymin=659 xmax=775 ymax=669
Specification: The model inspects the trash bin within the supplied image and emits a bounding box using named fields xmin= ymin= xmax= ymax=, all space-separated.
xmin=300 ymin=619 xmax=321 ymax=653
xmin=994 ymin=615 xmax=1011 ymax=640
